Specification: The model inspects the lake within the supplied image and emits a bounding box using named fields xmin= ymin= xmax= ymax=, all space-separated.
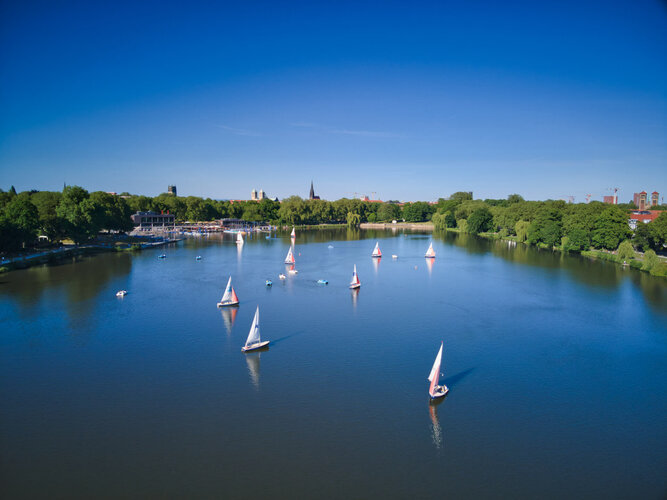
xmin=1 ymin=229 xmax=666 ymax=499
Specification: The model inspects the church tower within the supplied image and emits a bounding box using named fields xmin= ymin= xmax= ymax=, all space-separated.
xmin=309 ymin=180 xmax=315 ymax=200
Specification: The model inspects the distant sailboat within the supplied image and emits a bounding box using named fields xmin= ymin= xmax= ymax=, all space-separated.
xmin=217 ymin=276 xmax=239 ymax=307
xmin=349 ymin=264 xmax=361 ymax=289
xmin=284 ymin=246 xmax=295 ymax=264
xmin=236 ymin=232 xmax=244 ymax=244
xmin=290 ymin=227 xmax=296 ymax=239
xmin=371 ymin=241 xmax=382 ymax=258
xmin=242 ymin=306 xmax=270 ymax=352
xmin=425 ymin=242 xmax=436 ymax=258
xmin=428 ymin=342 xmax=449 ymax=399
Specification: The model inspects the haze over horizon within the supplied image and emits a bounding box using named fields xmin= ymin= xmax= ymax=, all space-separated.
xmin=1 ymin=0 xmax=665 ymax=202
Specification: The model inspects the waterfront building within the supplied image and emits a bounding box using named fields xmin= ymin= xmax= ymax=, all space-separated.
xmin=633 ymin=191 xmax=648 ymax=210
xmin=131 ymin=211 xmax=175 ymax=231
xmin=168 ymin=185 xmax=177 ymax=196
xmin=628 ymin=210 xmax=661 ymax=230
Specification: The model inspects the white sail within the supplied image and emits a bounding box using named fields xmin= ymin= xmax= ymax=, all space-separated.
xmin=372 ymin=242 xmax=381 ymax=257
xmin=291 ymin=227 xmax=296 ymax=238
xmin=245 ymin=307 xmax=261 ymax=347
xmin=428 ymin=343 xmax=443 ymax=384
xmin=425 ymin=242 xmax=435 ymax=258
xmin=221 ymin=276 xmax=233 ymax=302
xmin=284 ymin=247 xmax=295 ymax=264
xmin=237 ymin=232 xmax=244 ymax=244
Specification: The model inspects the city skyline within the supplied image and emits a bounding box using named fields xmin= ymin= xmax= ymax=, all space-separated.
xmin=1 ymin=1 xmax=665 ymax=201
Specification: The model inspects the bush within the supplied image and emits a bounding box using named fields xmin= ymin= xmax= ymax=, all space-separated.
xmin=617 ymin=240 xmax=635 ymax=261
xmin=642 ymin=249 xmax=658 ymax=272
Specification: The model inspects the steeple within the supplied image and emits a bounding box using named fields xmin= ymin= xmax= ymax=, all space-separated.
xmin=309 ymin=180 xmax=315 ymax=200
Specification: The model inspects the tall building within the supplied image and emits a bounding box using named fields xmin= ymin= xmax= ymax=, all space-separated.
xmin=651 ymin=191 xmax=659 ymax=207
xmin=633 ymin=191 xmax=647 ymax=210
xmin=309 ymin=180 xmax=320 ymax=200
xmin=603 ymin=196 xmax=616 ymax=204
xmin=168 ymin=185 xmax=177 ymax=196
xmin=251 ymin=189 xmax=257 ymax=201
xmin=258 ymin=189 xmax=265 ymax=200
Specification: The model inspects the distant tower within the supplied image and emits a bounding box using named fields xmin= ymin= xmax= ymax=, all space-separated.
xmin=168 ymin=185 xmax=177 ymax=196
xmin=309 ymin=181 xmax=315 ymax=200
xmin=651 ymin=191 xmax=659 ymax=207
xmin=251 ymin=189 xmax=257 ymax=201
xmin=633 ymin=191 xmax=647 ymax=210
xmin=258 ymin=189 xmax=265 ymax=200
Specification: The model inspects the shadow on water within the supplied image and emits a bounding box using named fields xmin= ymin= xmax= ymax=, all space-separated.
xmin=272 ymin=332 xmax=302 ymax=345
xmin=444 ymin=367 xmax=475 ymax=388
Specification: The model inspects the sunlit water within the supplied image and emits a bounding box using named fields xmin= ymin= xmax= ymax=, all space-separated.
xmin=1 ymin=229 xmax=666 ymax=499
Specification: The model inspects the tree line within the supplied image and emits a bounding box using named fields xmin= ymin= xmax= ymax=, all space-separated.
xmin=1 ymin=187 xmax=665 ymax=257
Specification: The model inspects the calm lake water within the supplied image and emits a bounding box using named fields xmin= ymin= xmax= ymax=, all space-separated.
xmin=1 ymin=229 xmax=666 ymax=499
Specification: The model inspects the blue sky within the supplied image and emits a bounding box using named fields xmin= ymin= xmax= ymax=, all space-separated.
xmin=1 ymin=0 xmax=665 ymax=202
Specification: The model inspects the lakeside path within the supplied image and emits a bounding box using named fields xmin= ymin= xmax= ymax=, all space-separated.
xmin=360 ymin=222 xmax=434 ymax=229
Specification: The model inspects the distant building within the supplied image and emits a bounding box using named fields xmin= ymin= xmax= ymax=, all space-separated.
xmin=603 ymin=195 xmax=617 ymax=204
xmin=309 ymin=181 xmax=320 ymax=200
xmin=258 ymin=189 xmax=265 ymax=200
xmin=251 ymin=189 xmax=257 ymax=201
xmin=168 ymin=185 xmax=177 ymax=196
xmin=628 ymin=210 xmax=661 ymax=230
xmin=651 ymin=191 xmax=659 ymax=207
xmin=131 ymin=211 xmax=175 ymax=231
xmin=633 ymin=191 xmax=648 ymax=210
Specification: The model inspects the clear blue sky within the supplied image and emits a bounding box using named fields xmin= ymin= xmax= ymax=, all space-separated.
xmin=1 ymin=0 xmax=665 ymax=202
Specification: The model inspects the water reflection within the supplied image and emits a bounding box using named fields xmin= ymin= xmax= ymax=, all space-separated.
xmin=220 ymin=307 xmax=238 ymax=334
xmin=372 ymin=256 xmax=381 ymax=274
xmin=245 ymin=352 xmax=261 ymax=389
xmin=350 ymin=288 xmax=359 ymax=308
xmin=425 ymin=257 xmax=434 ymax=276
xmin=428 ymin=400 xmax=444 ymax=450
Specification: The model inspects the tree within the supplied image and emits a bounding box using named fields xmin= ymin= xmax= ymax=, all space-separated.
xmin=466 ymin=207 xmax=493 ymax=234
xmin=527 ymin=207 xmax=562 ymax=247
xmin=30 ymin=191 xmax=64 ymax=241
xmin=449 ymin=191 xmax=473 ymax=202
xmin=0 ymin=196 xmax=40 ymax=250
xmin=591 ymin=207 xmax=631 ymax=250
xmin=56 ymin=186 xmax=97 ymax=243
xmin=431 ymin=212 xmax=447 ymax=230
xmin=346 ymin=212 xmax=361 ymax=227
xmin=617 ymin=240 xmax=635 ymax=261
xmin=278 ymin=196 xmax=308 ymax=225
xmin=402 ymin=202 xmax=432 ymax=222
xmin=515 ymin=220 xmax=530 ymax=242
xmin=632 ymin=222 xmax=651 ymax=251
xmin=563 ymin=227 xmax=589 ymax=252
xmin=507 ymin=194 xmax=524 ymax=204
xmin=641 ymin=249 xmax=659 ymax=272
xmin=648 ymin=212 xmax=667 ymax=250
xmin=377 ymin=202 xmax=401 ymax=222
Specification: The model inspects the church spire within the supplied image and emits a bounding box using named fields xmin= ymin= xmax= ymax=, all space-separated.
xmin=309 ymin=180 xmax=315 ymax=200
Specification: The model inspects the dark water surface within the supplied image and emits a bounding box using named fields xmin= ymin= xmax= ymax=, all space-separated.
xmin=1 ymin=229 xmax=666 ymax=499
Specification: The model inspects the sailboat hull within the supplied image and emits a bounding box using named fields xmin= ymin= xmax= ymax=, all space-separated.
xmin=429 ymin=386 xmax=449 ymax=399
xmin=425 ymin=255 xmax=435 ymax=259
xmin=349 ymin=283 xmax=360 ymax=289
xmin=242 ymin=340 xmax=270 ymax=352
xmin=217 ymin=301 xmax=239 ymax=307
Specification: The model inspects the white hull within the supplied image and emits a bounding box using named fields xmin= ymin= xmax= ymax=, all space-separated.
xmin=242 ymin=340 xmax=270 ymax=352
xmin=430 ymin=386 xmax=449 ymax=399
xmin=349 ymin=283 xmax=360 ymax=289
xmin=217 ymin=301 xmax=239 ymax=307
xmin=425 ymin=255 xmax=435 ymax=259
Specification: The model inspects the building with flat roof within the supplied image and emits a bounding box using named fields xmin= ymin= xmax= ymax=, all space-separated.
xmin=131 ymin=211 xmax=175 ymax=231
xmin=168 ymin=185 xmax=177 ymax=196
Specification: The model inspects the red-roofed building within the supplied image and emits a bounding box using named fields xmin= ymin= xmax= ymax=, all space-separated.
xmin=628 ymin=210 xmax=661 ymax=230
xmin=633 ymin=191 xmax=648 ymax=210
xmin=651 ymin=191 xmax=660 ymax=207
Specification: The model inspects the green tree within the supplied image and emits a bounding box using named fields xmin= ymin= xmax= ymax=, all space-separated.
xmin=591 ymin=207 xmax=631 ymax=250
xmin=56 ymin=186 xmax=98 ymax=243
xmin=30 ymin=191 xmax=64 ymax=241
xmin=346 ymin=212 xmax=361 ymax=227
xmin=617 ymin=240 xmax=635 ymax=261
xmin=431 ymin=212 xmax=447 ymax=230
xmin=515 ymin=220 xmax=530 ymax=242
xmin=377 ymin=202 xmax=401 ymax=222
xmin=0 ymin=196 xmax=40 ymax=250
xmin=507 ymin=194 xmax=524 ymax=204
xmin=449 ymin=191 xmax=473 ymax=202
xmin=467 ymin=207 xmax=494 ymax=234
xmin=648 ymin=212 xmax=667 ymax=250
xmin=632 ymin=222 xmax=651 ymax=251
xmin=278 ymin=196 xmax=308 ymax=225
xmin=641 ymin=249 xmax=659 ymax=272
xmin=563 ymin=227 xmax=589 ymax=252
xmin=527 ymin=207 xmax=562 ymax=247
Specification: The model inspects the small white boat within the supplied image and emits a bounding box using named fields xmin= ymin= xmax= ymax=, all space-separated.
xmin=278 ymin=273 xmax=286 ymax=280
xmin=371 ymin=241 xmax=382 ymax=258
xmin=425 ymin=242 xmax=436 ymax=259
xmin=328 ymin=245 xmax=334 ymax=249
xmin=195 ymin=255 xmax=202 ymax=260
xmin=236 ymin=232 xmax=244 ymax=244
xmin=290 ymin=227 xmax=296 ymax=239
xmin=116 ymin=290 xmax=128 ymax=297
xmin=317 ymin=279 xmax=329 ymax=285
xmin=428 ymin=342 xmax=449 ymax=399
xmin=392 ymin=254 xmax=398 ymax=259
xmin=242 ymin=306 xmax=270 ymax=352
xmin=217 ymin=276 xmax=239 ymax=307
xmin=349 ymin=264 xmax=361 ymax=289
xmin=284 ymin=247 xmax=295 ymax=264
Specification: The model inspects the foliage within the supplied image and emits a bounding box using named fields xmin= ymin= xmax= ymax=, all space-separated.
xmin=641 ymin=249 xmax=658 ymax=272
xmin=562 ymin=227 xmax=589 ymax=252
xmin=527 ymin=207 xmax=562 ymax=247
xmin=591 ymin=207 xmax=631 ymax=250
xmin=515 ymin=220 xmax=530 ymax=242
xmin=346 ymin=212 xmax=361 ymax=227
xmin=402 ymin=201 xmax=433 ymax=222
xmin=466 ymin=207 xmax=494 ymax=234
xmin=617 ymin=240 xmax=635 ymax=261
xmin=449 ymin=191 xmax=473 ymax=202
xmin=507 ymin=194 xmax=524 ymax=204
xmin=0 ymin=196 xmax=40 ymax=251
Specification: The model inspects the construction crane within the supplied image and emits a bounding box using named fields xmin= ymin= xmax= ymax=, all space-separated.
xmin=371 ymin=192 xmax=377 ymax=200
xmin=585 ymin=194 xmax=592 ymax=203
xmin=606 ymin=187 xmax=620 ymax=204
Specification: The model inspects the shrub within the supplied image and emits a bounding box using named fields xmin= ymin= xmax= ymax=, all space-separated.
xmin=617 ymin=240 xmax=635 ymax=261
xmin=642 ymin=249 xmax=658 ymax=272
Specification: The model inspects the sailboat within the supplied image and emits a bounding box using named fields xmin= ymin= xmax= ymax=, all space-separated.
xmin=349 ymin=264 xmax=361 ymax=289
xmin=236 ymin=232 xmax=244 ymax=244
xmin=284 ymin=246 xmax=295 ymax=264
xmin=425 ymin=242 xmax=436 ymax=258
xmin=371 ymin=241 xmax=382 ymax=258
xmin=428 ymin=342 xmax=449 ymax=399
xmin=217 ymin=276 xmax=239 ymax=307
xmin=242 ymin=306 xmax=270 ymax=352
xmin=290 ymin=227 xmax=296 ymax=239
